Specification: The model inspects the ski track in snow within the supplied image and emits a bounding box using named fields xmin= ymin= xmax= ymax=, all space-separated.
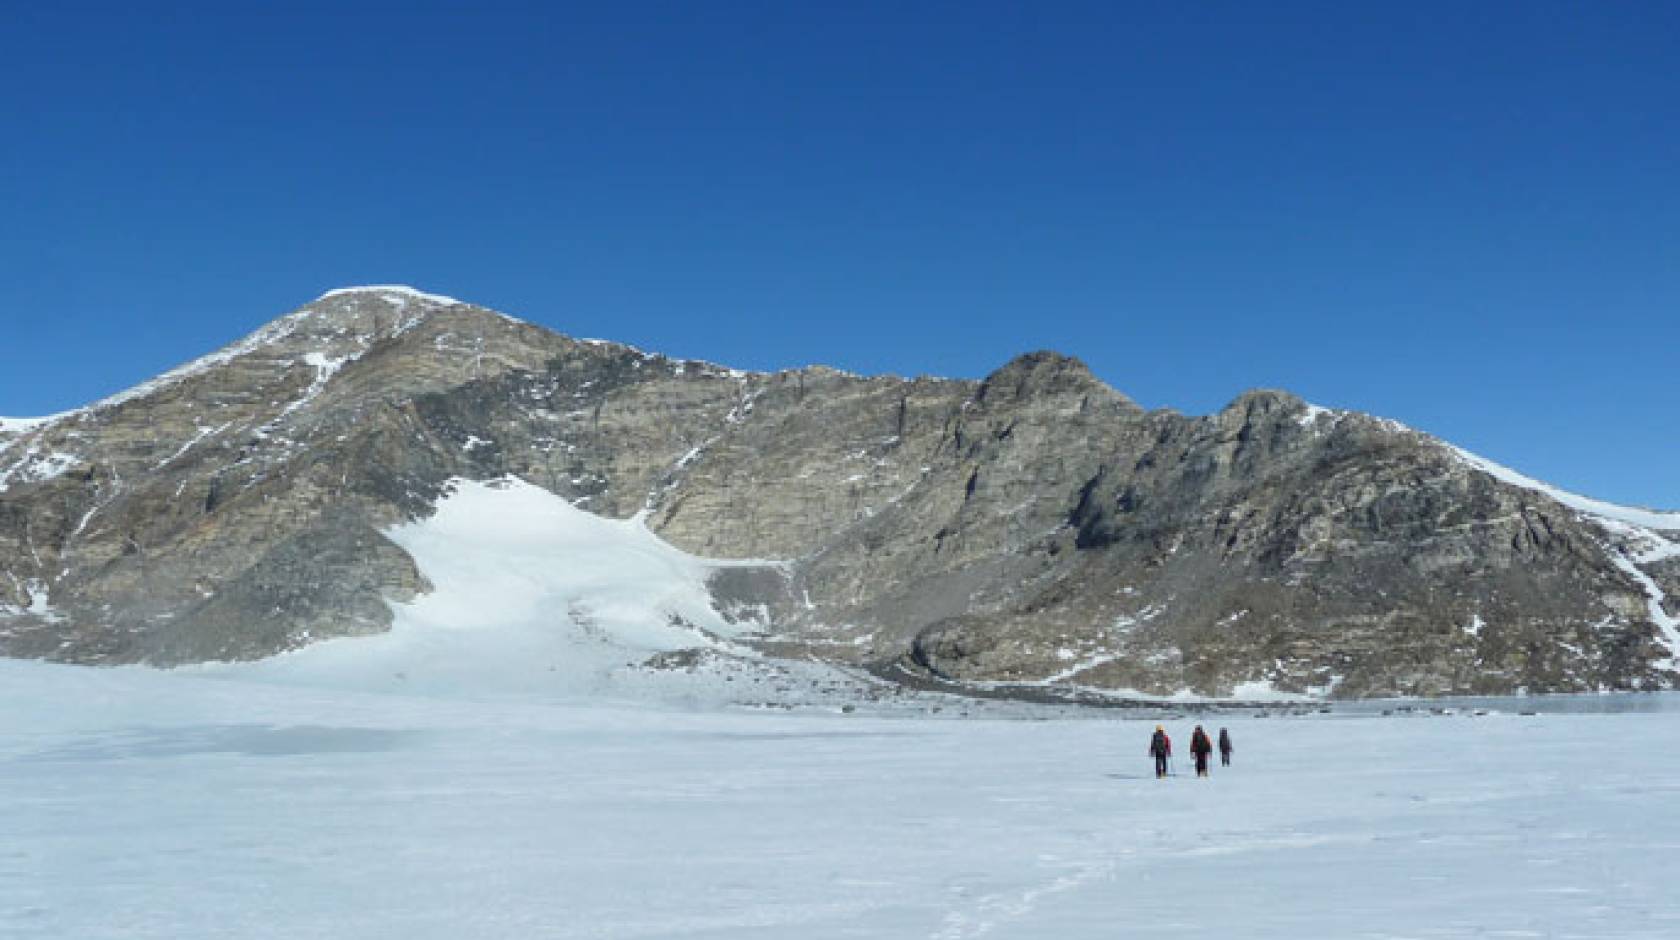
xmin=4 ymin=659 xmax=1680 ymax=939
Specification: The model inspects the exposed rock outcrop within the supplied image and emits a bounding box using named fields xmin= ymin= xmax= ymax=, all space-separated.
xmin=2 ymin=287 xmax=1675 ymax=698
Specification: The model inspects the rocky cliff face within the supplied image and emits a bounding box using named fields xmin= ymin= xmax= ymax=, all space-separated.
xmin=2 ymin=287 xmax=1676 ymax=698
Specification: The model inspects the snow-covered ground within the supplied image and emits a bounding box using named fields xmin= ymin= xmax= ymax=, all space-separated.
xmin=4 ymin=423 xmax=1679 ymax=936
xmin=3 ymin=659 xmax=1679 ymax=940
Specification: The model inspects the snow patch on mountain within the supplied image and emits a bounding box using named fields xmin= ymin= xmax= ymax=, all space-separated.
xmin=258 ymin=351 xmax=357 ymax=434
xmin=0 ymin=448 xmax=83 ymax=494
xmin=0 ymin=578 xmax=65 ymax=622
xmin=314 ymin=285 xmax=531 ymax=331
xmin=1296 ymin=403 xmax=1342 ymax=428
xmin=228 ymin=477 xmax=783 ymax=697
xmin=1446 ymin=445 xmax=1680 ymax=532
xmin=1611 ymin=554 xmax=1680 ymax=669
xmin=315 ymin=284 xmax=463 ymax=307
xmin=154 ymin=422 xmax=233 ymax=470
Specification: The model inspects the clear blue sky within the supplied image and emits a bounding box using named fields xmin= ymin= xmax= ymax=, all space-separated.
xmin=2 ymin=2 xmax=1675 ymax=507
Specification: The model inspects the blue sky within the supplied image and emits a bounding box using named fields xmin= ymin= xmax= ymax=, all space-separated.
xmin=2 ymin=2 xmax=1675 ymax=506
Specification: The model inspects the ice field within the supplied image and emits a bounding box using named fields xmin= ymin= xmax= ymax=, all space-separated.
xmin=3 ymin=659 xmax=1679 ymax=939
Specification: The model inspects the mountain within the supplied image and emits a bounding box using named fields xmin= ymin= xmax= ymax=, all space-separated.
xmin=2 ymin=287 xmax=1676 ymax=699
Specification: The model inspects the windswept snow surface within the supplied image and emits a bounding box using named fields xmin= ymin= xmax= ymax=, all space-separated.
xmin=5 ymin=660 xmax=1680 ymax=939
xmin=228 ymin=477 xmax=779 ymax=699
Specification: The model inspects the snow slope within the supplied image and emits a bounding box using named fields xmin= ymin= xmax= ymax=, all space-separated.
xmin=4 ymin=659 xmax=1680 ymax=939
xmin=216 ymin=476 xmax=1309 ymax=708
xmin=1447 ymin=444 xmax=1680 ymax=532
xmin=225 ymin=477 xmax=804 ymax=701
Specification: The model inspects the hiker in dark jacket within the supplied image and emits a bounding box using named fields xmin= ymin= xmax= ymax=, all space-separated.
xmin=1218 ymin=728 xmax=1233 ymax=767
xmin=1189 ymin=725 xmax=1214 ymax=777
xmin=1148 ymin=725 xmax=1172 ymax=778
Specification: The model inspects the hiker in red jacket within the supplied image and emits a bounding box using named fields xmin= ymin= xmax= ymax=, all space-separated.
xmin=1189 ymin=725 xmax=1214 ymax=777
xmin=1148 ymin=725 xmax=1172 ymax=778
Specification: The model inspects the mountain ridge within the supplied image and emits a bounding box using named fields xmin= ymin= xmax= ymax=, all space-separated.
xmin=2 ymin=287 xmax=1675 ymax=698
xmin=8 ymin=286 xmax=1673 ymax=519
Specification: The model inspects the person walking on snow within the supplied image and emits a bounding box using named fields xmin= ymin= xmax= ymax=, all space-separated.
xmin=1189 ymin=725 xmax=1214 ymax=777
xmin=1218 ymin=728 xmax=1233 ymax=767
xmin=1148 ymin=725 xmax=1172 ymax=778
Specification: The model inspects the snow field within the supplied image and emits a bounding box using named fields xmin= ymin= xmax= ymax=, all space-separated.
xmin=3 ymin=660 xmax=1679 ymax=939
xmin=226 ymin=477 xmax=779 ymax=700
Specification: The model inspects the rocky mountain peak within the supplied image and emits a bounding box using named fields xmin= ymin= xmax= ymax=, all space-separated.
xmin=976 ymin=351 xmax=1138 ymax=412
xmin=1220 ymin=388 xmax=1307 ymax=417
xmin=268 ymin=286 xmax=478 ymax=352
xmin=1217 ymin=387 xmax=1332 ymax=428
